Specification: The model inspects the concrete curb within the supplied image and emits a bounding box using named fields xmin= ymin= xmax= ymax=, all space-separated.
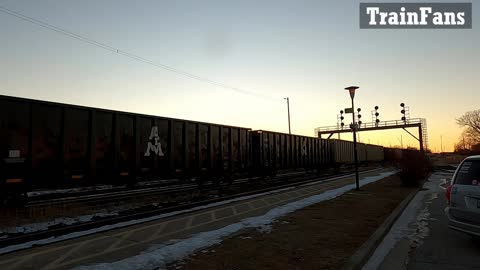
xmin=342 ymin=185 xmax=419 ymax=270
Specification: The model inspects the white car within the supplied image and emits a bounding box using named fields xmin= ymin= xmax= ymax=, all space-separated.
xmin=445 ymin=155 xmax=480 ymax=237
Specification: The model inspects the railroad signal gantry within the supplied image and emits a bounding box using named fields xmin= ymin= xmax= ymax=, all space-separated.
xmin=316 ymin=103 xmax=428 ymax=153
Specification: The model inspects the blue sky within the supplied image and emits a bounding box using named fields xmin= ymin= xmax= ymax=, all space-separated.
xmin=0 ymin=0 xmax=478 ymax=151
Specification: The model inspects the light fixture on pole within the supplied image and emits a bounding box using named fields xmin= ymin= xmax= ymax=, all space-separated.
xmin=284 ymin=97 xmax=291 ymax=134
xmin=345 ymin=86 xmax=360 ymax=191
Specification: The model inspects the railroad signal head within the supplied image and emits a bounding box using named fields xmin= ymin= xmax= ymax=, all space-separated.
xmin=357 ymin=114 xmax=362 ymax=119
xmin=341 ymin=122 xmax=345 ymax=127
xmin=400 ymin=103 xmax=407 ymax=121
xmin=340 ymin=116 xmax=344 ymax=120
xmin=373 ymin=106 xmax=380 ymax=123
xmin=340 ymin=110 xmax=344 ymax=114
xmin=357 ymin=108 xmax=361 ymax=112
xmin=358 ymin=120 xmax=362 ymax=125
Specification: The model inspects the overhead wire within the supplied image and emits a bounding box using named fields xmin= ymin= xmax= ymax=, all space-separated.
xmin=0 ymin=5 xmax=279 ymax=101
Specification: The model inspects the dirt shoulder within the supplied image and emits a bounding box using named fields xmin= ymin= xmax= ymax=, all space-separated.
xmin=168 ymin=174 xmax=416 ymax=270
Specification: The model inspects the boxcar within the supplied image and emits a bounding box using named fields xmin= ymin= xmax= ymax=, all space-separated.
xmin=330 ymin=139 xmax=354 ymax=163
xmin=329 ymin=140 xmax=384 ymax=164
xmin=250 ymin=130 xmax=331 ymax=177
xmin=364 ymin=144 xmax=384 ymax=161
xmin=0 ymin=95 xmax=251 ymax=197
xmin=384 ymin=147 xmax=403 ymax=163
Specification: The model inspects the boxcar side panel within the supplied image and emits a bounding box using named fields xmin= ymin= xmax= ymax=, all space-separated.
xmin=0 ymin=99 xmax=29 ymax=187
xmin=93 ymin=111 xmax=114 ymax=183
xmin=231 ymin=128 xmax=239 ymax=172
xmin=64 ymin=107 xmax=89 ymax=182
xmin=186 ymin=122 xmax=197 ymax=174
xmin=172 ymin=121 xmax=185 ymax=173
xmin=211 ymin=125 xmax=221 ymax=172
xmin=199 ymin=124 xmax=209 ymax=171
xmin=116 ymin=114 xmax=135 ymax=179
xmin=222 ymin=127 xmax=231 ymax=172
xmin=31 ymin=104 xmax=63 ymax=187
xmin=137 ymin=117 xmax=155 ymax=178
xmin=239 ymin=129 xmax=247 ymax=171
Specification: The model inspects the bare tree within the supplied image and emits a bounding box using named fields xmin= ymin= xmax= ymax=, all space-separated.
xmin=454 ymin=136 xmax=476 ymax=153
xmin=456 ymin=110 xmax=480 ymax=152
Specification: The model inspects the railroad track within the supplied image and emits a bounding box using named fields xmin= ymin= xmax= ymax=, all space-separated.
xmin=26 ymin=182 xmax=200 ymax=208
xmin=0 ymin=167 xmax=384 ymax=253
xmin=24 ymin=170 xmax=332 ymax=208
xmin=25 ymin=170 xmax=313 ymax=207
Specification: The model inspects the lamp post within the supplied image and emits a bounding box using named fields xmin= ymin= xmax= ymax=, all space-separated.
xmin=284 ymin=97 xmax=291 ymax=134
xmin=345 ymin=86 xmax=360 ymax=191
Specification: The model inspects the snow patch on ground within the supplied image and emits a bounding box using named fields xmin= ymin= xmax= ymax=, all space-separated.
xmin=362 ymin=172 xmax=446 ymax=270
xmin=256 ymin=224 xmax=272 ymax=234
xmin=75 ymin=170 xmax=398 ymax=270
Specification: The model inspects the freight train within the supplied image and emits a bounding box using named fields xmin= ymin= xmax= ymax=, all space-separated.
xmin=0 ymin=95 xmax=385 ymax=203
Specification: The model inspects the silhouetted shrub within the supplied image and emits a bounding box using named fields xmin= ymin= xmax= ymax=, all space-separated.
xmin=399 ymin=150 xmax=432 ymax=186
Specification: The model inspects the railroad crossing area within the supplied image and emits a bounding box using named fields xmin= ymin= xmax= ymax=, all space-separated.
xmin=0 ymin=168 xmax=394 ymax=270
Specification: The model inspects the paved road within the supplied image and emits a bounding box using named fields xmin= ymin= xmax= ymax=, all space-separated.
xmin=367 ymin=169 xmax=480 ymax=270
xmin=407 ymin=171 xmax=480 ymax=270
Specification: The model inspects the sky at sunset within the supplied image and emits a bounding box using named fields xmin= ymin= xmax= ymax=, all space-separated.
xmin=1 ymin=0 xmax=478 ymax=152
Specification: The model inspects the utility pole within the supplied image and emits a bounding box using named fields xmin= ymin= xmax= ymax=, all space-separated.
xmin=284 ymin=97 xmax=291 ymax=134
xmin=440 ymin=135 xmax=443 ymax=153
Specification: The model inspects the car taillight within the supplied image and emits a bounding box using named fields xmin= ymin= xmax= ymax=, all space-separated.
xmin=446 ymin=184 xmax=452 ymax=205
